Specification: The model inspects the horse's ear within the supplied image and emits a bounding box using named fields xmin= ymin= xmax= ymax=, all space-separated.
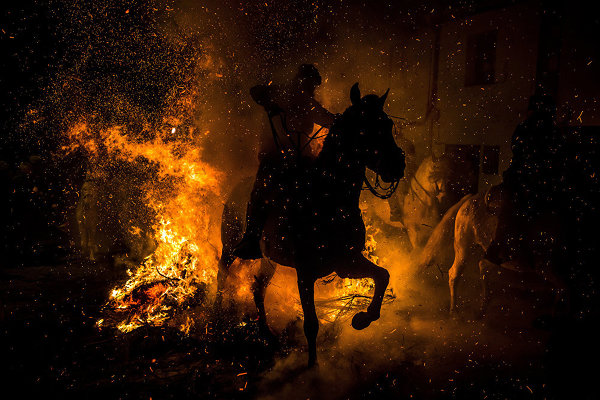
xmin=350 ymin=83 xmax=361 ymax=106
xmin=379 ymin=88 xmax=390 ymax=109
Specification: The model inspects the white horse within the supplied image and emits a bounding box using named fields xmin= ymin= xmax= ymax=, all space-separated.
xmin=396 ymin=155 xmax=457 ymax=249
xmin=420 ymin=185 xmax=567 ymax=316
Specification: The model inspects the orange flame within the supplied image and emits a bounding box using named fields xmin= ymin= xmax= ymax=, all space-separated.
xmin=67 ymin=116 xmax=223 ymax=332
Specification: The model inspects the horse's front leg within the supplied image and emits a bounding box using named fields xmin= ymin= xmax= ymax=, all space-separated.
xmin=214 ymin=245 xmax=236 ymax=311
xmin=297 ymin=271 xmax=318 ymax=367
xmin=335 ymin=253 xmax=390 ymax=330
xmin=252 ymin=258 xmax=277 ymax=340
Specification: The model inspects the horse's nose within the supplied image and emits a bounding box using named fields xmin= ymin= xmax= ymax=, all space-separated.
xmin=437 ymin=191 xmax=446 ymax=203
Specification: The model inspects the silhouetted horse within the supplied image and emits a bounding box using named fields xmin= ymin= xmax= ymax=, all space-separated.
xmin=217 ymin=83 xmax=405 ymax=366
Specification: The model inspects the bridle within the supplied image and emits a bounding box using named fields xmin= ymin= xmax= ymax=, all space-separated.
xmin=267 ymin=110 xmax=329 ymax=155
xmin=361 ymin=117 xmax=401 ymax=199
xmin=363 ymin=173 xmax=400 ymax=199
xmin=409 ymin=173 xmax=441 ymax=206
xmin=266 ymin=101 xmax=402 ymax=199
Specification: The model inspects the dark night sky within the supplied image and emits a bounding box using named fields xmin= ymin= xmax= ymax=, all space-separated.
xmin=0 ymin=0 xmax=524 ymax=154
xmin=1 ymin=0 xmax=598 ymax=165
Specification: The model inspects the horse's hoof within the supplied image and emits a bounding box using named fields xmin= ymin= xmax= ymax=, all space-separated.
xmin=351 ymin=311 xmax=377 ymax=330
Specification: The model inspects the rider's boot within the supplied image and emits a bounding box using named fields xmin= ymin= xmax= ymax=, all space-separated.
xmin=233 ymin=196 xmax=266 ymax=260
xmin=485 ymin=209 xmax=527 ymax=266
xmin=233 ymin=231 xmax=262 ymax=260
xmin=485 ymin=184 xmax=521 ymax=265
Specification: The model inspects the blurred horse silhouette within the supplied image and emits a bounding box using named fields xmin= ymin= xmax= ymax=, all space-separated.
xmin=401 ymin=154 xmax=453 ymax=249
xmin=378 ymin=153 xmax=474 ymax=252
xmin=421 ymin=185 xmax=567 ymax=317
xmin=217 ymin=83 xmax=405 ymax=366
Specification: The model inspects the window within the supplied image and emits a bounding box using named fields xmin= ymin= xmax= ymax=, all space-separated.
xmin=465 ymin=30 xmax=498 ymax=86
xmin=481 ymin=145 xmax=500 ymax=175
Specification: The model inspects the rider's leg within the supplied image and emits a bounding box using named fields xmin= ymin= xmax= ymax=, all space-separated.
xmin=478 ymin=258 xmax=496 ymax=317
xmin=215 ymin=203 xmax=243 ymax=309
xmin=484 ymin=224 xmax=508 ymax=265
xmin=215 ymin=246 xmax=236 ymax=310
xmin=233 ymin=158 xmax=276 ymax=259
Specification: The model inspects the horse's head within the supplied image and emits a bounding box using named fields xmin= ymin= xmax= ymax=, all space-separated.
xmin=347 ymin=83 xmax=405 ymax=183
xmin=421 ymin=154 xmax=454 ymax=207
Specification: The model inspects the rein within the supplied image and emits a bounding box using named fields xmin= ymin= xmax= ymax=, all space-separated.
xmin=267 ymin=110 xmax=330 ymax=155
xmin=361 ymin=116 xmax=403 ymax=199
xmin=363 ymin=173 xmax=399 ymax=199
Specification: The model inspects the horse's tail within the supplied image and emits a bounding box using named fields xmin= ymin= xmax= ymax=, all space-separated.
xmin=417 ymin=193 xmax=474 ymax=270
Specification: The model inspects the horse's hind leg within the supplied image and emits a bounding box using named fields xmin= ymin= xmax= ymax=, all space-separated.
xmin=477 ymin=258 xmax=497 ymax=317
xmin=335 ymin=254 xmax=390 ymax=330
xmin=449 ymin=207 xmax=473 ymax=314
xmin=252 ymin=258 xmax=276 ymax=339
xmin=297 ymin=272 xmax=319 ymax=367
xmin=448 ymin=247 xmax=467 ymax=314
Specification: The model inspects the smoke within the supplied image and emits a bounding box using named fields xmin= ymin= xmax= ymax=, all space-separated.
xmin=17 ymin=0 xmax=498 ymax=392
xmin=40 ymin=0 xmax=441 ymax=336
xmin=21 ymin=0 xmax=436 ymax=180
xmin=245 ymin=200 xmax=463 ymax=399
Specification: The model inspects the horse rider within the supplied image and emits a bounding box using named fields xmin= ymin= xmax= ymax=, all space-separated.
xmin=233 ymin=64 xmax=336 ymax=260
xmin=485 ymin=91 xmax=563 ymax=264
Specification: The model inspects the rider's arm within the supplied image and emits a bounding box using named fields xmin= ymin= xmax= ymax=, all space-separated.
xmin=308 ymin=98 xmax=335 ymax=128
xmin=251 ymin=85 xmax=281 ymax=115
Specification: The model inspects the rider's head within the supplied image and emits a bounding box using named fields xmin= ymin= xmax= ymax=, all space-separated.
xmin=295 ymin=64 xmax=322 ymax=96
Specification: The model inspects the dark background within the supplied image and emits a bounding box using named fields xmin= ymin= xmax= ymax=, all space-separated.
xmin=1 ymin=0 xmax=599 ymax=398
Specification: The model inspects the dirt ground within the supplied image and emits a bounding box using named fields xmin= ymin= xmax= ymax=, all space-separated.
xmin=3 ymin=250 xmax=597 ymax=400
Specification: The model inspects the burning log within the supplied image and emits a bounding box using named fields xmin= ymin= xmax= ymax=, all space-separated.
xmin=314 ymin=288 xmax=396 ymax=323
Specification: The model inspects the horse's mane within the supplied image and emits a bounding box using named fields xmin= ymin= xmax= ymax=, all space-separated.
xmin=317 ymin=105 xmax=357 ymax=164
